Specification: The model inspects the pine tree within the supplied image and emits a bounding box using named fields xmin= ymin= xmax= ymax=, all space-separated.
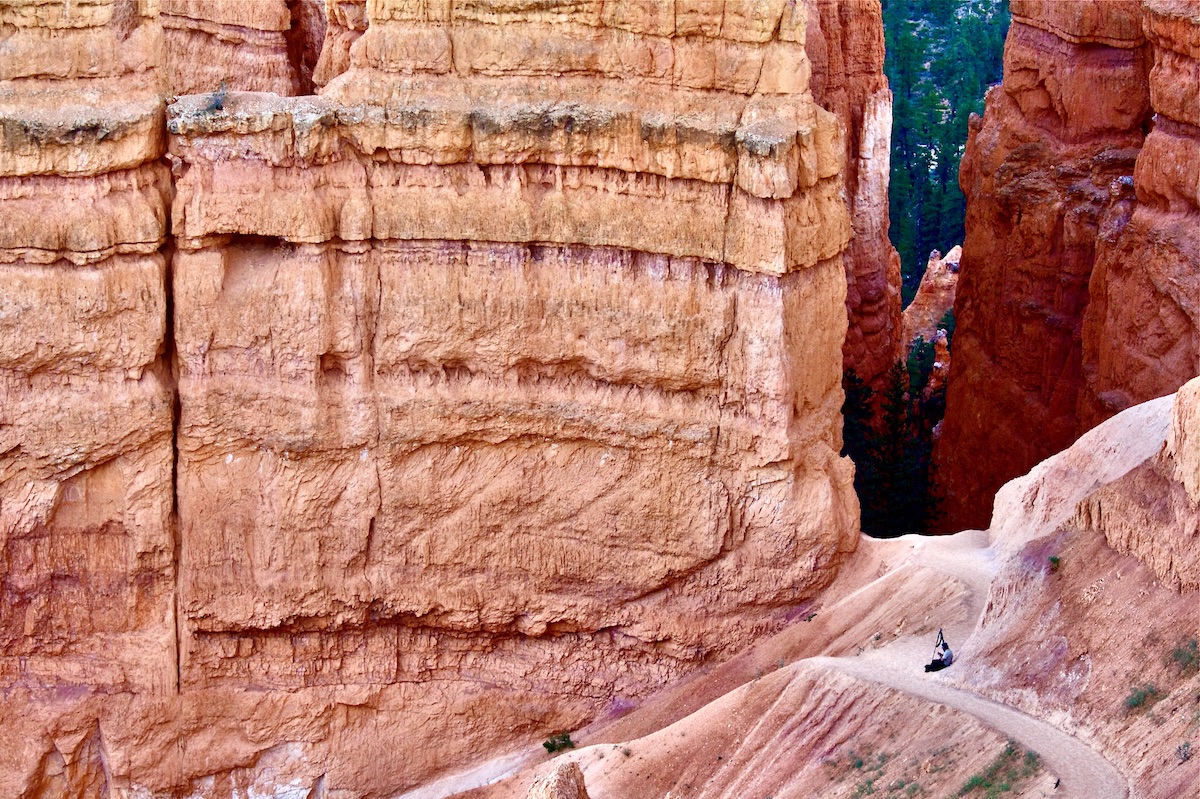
xmin=883 ymin=0 xmax=1010 ymax=306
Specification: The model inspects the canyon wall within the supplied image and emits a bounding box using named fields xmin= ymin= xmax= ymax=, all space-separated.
xmin=160 ymin=0 xmax=326 ymax=95
xmin=0 ymin=0 xmax=175 ymax=698
xmin=806 ymin=0 xmax=902 ymax=392
xmin=0 ymin=2 xmax=879 ymax=797
xmin=937 ymin=0 xmax=1200 ymax=531
xmin=308 ymin=0 xmax=902 ymax=390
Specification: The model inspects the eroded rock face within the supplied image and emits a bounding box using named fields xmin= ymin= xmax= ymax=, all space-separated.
xmin=1074 ymin=376 xmax=1200 ymax=592
xmin=806 ymin=0 xmax=902 ymax=393
xmin=160 ymin=0 xmax=326 ymax=95
xmin=901 ymin=246 xmax=960 ymax=399
xmin=1079 ymin=0 xmax=1200 ymax=429
xmin=901 ymin=245 xmax=960 ymax=352
xmin=0 ymin=2 xmax=871 ymax=797
xmin=936 ymin=0 xmax=1199 ymax=531
xmin=306 ymin=0 xmax=903 ymax=392
xmin=0 ymin=0 xmax=175 ymax=699
xmin=167 ymin=2 xmax=860 ymax=732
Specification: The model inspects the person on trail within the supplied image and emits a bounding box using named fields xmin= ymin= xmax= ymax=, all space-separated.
xmin=925 ymin=628 xmax=954 ymax=672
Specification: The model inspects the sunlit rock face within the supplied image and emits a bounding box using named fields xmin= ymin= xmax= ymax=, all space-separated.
xmin=936 ymin=0 xmax=1199 ymax=532
xmin=0 ymin=0 xmax=176 ymax=700
xmin=0 ymin=2 xmax=870 ymax=796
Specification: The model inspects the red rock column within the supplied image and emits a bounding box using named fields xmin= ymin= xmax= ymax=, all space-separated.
xmin=164 ymin=2 xmax=860 ymax=790
xmin=935 ymin=0 xmax=1152 ymax=531
xmin=1080 ymin=0 xmax=1200 ymax=428
xmin=806 ymin=0 xmax=903 ymax=394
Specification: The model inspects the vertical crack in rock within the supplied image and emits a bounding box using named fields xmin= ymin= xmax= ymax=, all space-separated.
xmin=167 ymin=236 xmax=183 ymax=697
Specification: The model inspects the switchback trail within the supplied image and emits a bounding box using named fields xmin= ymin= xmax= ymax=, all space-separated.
xmin=812 ymin=530 xmax=1128 ymax=799
xmin=402 ymin=530 xmax=1131 ymax=799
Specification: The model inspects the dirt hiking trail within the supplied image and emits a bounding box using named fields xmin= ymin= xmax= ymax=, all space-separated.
xmin=815 ymin=528 xmax=1128 ymax=799
xmin=414 ymin=527 xmax=1130 ymax=799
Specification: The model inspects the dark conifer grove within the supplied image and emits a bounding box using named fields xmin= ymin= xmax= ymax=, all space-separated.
xmin=843 ymin=1 xmax=1009 ymax=537
xmin=883 ymin=0 xmax=1010 ymax=305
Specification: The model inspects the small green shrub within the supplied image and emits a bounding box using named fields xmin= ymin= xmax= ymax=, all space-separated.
xmin=854 ymin=778 xmax=877 ymax=797
xmin=1169 ymin=639 xmax=1199 ymax=677
xmin=1124 ymin=684 xmax=1161 ymax=712
xmin=958 ymin=742 xmax=1041 ymax=797
xmin=542 ymin=732 xmax=575 ymax=753
xmin=1047 ymin=556 xmax=1061 ymax=573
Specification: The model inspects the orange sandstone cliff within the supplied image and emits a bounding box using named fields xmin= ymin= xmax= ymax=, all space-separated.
xmin=937 ymin=0 xmax=1200 ymax=531
xmin=161 ymin=0 xmax=327 ymax=95
xmin=0 ymin=2 xmax=890 ymax=796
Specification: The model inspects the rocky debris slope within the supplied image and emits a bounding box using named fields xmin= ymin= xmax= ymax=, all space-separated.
xmin=936 ymin=0 xmax=1200 ymax=531
xmin=462 ymin=380 xmax=1198 ymax=799
xmin=0 ymin=2 xmax=888 ymax=797
xmin=957 ymin=375 xmax=1200 ymax=799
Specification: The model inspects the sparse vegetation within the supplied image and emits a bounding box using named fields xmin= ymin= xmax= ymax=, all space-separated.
xmin=824 ymin=744 xmax=936 ymax=798
xmin=958 ymin=742 xmax=1041 ymax=797
xmin=1169 ymin=638 xmax=1199 ymax=677
xmin=201 ymin=80 xmax=229 ymax=113
xmin=838 ymin=749 xmax=894 ymax=797
xmin=1124 ymin=684 xmax=1162 ymax=712
xmin=842 ymin=358 xmax=945 ymax=537
xmin=1176 ymin=742 xmax=1192 ymax=763
xmin=542 ymin=732 xmax=575 ymax=753
xmin=1048 ymin=556 xmax=1061 ymax=573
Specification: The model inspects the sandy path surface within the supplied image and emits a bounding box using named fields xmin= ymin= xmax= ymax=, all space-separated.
xmin=407 ymin=530 xmax=1131 ymax=799
xmin=813 ymin=529 xmax=1128 ymax=799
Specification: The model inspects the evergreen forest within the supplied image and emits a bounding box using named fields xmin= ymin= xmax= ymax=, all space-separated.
xmin=884 ymin=0 xmax=1010 ymax=304
xmin=843 ymin=1 xmax=1010 ymax=539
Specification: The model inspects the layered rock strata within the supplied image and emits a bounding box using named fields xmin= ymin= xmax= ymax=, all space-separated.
xmin=0 ymin=2 xmax=867 ymax=797
xmin=168 ymin=0 xmax=860 ymax=704
xmin=936 ymin=0 xmax=1199 ymax=530
xmin=306 ymin=0 xmax=903 ymax=391
xmin=0 ymin=0 xmax=174 ymax=697
xmin=806 ymin=0 xmax=902 ymax=392
xmin=160 ymin=0 xmax=327 ymax=95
